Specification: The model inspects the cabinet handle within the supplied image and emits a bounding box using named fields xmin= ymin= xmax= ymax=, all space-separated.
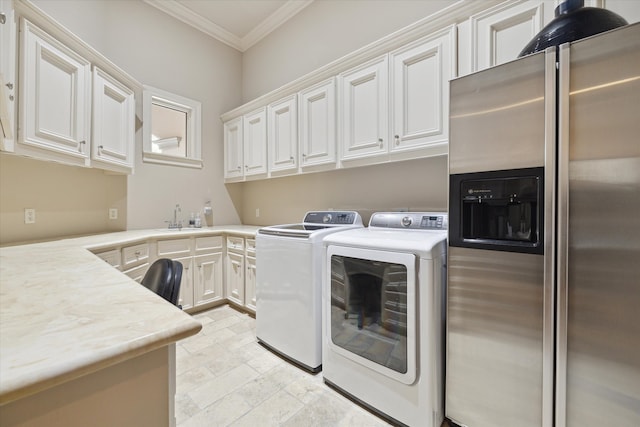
xmin=290 ymin=156 xmax=294 ymax=161
xmin=78 ymin=140 xmax=86 ymax=152
xmin=134 ymin=250 xmax=140 ymax=257
xmin=237 ymin=166 xmax=241 ymax=171
xmin=395 ymin=135 xmax=400 ymax=145
xmin=5 ymin=82 xmax=13 ymax=90
xmin=378 ymin=138 xmax=383 ymax=147
xmin=245 ymin=165 xmax=248 ymax=170
xmin=0 ymin=13 xmax=5 ymax=25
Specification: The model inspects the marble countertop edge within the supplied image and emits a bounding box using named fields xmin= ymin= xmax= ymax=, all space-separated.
xmin=0 ymin=316 xmax=201 ymax=406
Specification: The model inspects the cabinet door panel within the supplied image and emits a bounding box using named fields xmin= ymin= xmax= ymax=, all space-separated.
xmin=92 ymin=67 xmax=134 ymax=170
xmin=268 ymin=95 xmax=297 ymax=173
xmin=20 ymin=19 xmax=90 ymax=160
xmin=224 ymin=117 xmax=243 ymax=179
xmin=471 ymin=1 xmax=552 ymax=72
xmin=194 ymin=253 xmax=223 ymax=306
xmin=245 ymin=256 xmax=257 ymax=313
xmin=243 ymin=108 xmax=267 ymax=176
xmin=175 ymin=256 xmax=194 ymax=310
xmin=339 ymin=55 xmax=388 ymax=161
xmin=299 ymin=79 xmax=336 ymax=168
xmin=225 ymin=252 xmax=244 ymax=306
xmin=391 ymin=27 xmax=454 ymax=152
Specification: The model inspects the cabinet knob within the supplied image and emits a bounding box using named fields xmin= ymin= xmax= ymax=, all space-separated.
xmin=78 ymin=140 xmax=86 ymax=152
xmin=395 ymin=135 xmax=400 ymax=145
xmin=378 ymin=138 xmax=383 ymax=147
xmin=237 ymin=166 xmax=241 ymax=171
xmin=290 ymin=156 xmax=294 ymax=161
xmin=5 ymin=82 xmax=13 ymax=90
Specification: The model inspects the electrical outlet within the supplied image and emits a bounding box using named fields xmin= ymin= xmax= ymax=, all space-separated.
xmin=109 ymin=208 xmax=118 ymax=220
xmin=255 ymin=208 xmax=260 ymax=218
xmin=24 ymin=208 xmax=36 ymax=224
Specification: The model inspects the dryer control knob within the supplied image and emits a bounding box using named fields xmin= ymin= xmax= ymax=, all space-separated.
xmin=401 ymin=216 xmax=412 ymax=227
xmin=323 ymin=214 xmax=332 ymax=223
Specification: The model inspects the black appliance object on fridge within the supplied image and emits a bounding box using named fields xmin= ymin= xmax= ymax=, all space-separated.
xmin=519 ymin=0 xmax=627 ymax=57
xmin=447 ymin=22 xmax=639 ymax=427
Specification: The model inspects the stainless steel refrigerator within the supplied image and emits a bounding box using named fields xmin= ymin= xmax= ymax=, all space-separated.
xmin=446 ymin=22 xmax=639 ymax=427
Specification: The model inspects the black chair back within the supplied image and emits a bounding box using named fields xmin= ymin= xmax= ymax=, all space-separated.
xmin=141 ymin=258 xmax=183 ymax=308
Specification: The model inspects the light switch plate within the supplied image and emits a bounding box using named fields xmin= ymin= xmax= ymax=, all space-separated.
xmin=109 ymin=208 xmax=118 ymax=220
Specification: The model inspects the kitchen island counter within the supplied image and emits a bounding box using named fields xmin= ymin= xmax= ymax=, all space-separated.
xmin=0 ymin=225 xmax=259 ymax=405
xmin=0 ymin=225 xmax=258 ymax=425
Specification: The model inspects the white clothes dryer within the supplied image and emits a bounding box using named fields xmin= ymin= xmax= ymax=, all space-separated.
xmin=256 ymin=211 xmax=363 ymax=372
xmin=322 ymin=212 xmax=447 ymax=427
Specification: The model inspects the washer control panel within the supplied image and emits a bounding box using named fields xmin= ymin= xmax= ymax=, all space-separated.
xmin=369 ymin=212 xmax=448 ymax=230
xmin=303 ymin=211 xmax=363 ymax=225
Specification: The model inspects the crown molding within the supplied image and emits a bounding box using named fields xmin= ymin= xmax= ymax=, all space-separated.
xmin=142 ymin=0 xmax=313 ymax=52
xmin=241 ymin=0 xmax=314 ymax=51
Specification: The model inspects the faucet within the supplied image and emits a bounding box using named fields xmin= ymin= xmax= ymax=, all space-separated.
xmin=168 ymin=204 xmax=182 ymax=229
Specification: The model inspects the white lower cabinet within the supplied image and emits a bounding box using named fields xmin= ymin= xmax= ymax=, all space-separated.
xmin=225 ymin=251 xmax=245 ymax=307
xmin=225 ymin=236 xmax=256 ymax=313
xmin=91 ymin=232 xmax=254 ymax=313
xmin=156 ymin=235 xmax=224 ymax=312
xmin=245 ymin=255 xmax=257 ymax=312
xmin=193 ymin=252 xmax=224 ymax=307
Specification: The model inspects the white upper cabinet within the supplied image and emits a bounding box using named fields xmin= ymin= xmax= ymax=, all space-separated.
xmin=267 ymin=94 xmax=297 ymax=174
xmin=243 ymin=107 xmax=268 ymax=177
xmin=92 ymin=66 xmax=135 ymax=172
xmin=338 ymin=55 xmax=388 ymax=162
xmin=9 ymin=8 xmax=140 ymax=173
xmin=299 ymin=78 xmax=336 ymax=169
xmin=0 ymin=0 xmax=17 ymax=151
xmin=466 ymin=1 xmax=554 ymax=73
xmin=390 ymin=26 xmax=455 ymax=157
xmin=19 ymin=18 xmax=91 ymax=166
xmin=223 ymin=116 xmax=243 ymax=180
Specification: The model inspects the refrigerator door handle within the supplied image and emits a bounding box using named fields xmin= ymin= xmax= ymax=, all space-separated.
xmin=542 ymin=46 xmax=557 ymax=427
xmin=555 ymin=42 xmax=571 ymax=427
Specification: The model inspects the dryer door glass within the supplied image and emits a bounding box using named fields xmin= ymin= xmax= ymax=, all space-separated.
xmin=330 ymin=255 xmax=409 ymax=374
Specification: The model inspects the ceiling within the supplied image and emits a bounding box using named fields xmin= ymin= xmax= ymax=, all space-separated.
xmin=142 ymin=0 xmax=314 ymax=52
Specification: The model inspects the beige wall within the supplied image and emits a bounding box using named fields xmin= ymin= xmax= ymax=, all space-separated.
xmin=240 ymin=155 xmax=448 ymax=227
xmin=241 ymin=0 xmax=455 ymax=102
xmin=0 ymin=153 xmax=126 ymax=244
xmin=0 ymin=0 xmax=243 ymax=244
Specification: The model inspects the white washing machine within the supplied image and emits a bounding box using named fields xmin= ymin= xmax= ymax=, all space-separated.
xmin=322 ymin=212 xmax=447 ymax=427
xmin=256 ymin=211 xmax=363 ymax=372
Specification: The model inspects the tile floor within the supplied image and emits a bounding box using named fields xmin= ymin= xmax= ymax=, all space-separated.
xmin=175 ymin=304 xmax=394 ymax=427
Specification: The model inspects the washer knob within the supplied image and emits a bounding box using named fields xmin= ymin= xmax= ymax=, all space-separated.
xmin=401 ymin=216 xmax=412 ymax=227
xmin=323 ymin=214 xmax=332 ymax=223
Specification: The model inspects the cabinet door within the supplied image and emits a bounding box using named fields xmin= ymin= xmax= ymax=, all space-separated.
xmin=243 ymin=107 xmax=267 ymax=176
xmin=390 ymin=26 xmax=455 ymax=153
xmin=175 ymin=256 xmax=194 ymax=311
xmin=339 ymin=55 xmax=388 ymax=161
xmin=299 ymin=78 xmax=336 ymax=168
xmin=194 ymin=252 xmax=223 ymax=306
xmin=19 ymin=19 xmax=91 ymax=165
xmin=245 ymin=255 xmax=257 ymax=313
xmin=0 ymin=0 xmax=16 ymax=151
xmin=470 ymin=1 xmax=553 ymax=72
xmin=225 ymin=251 xmax=244 ymax=306
xmin=224 ymin=116 xmax=243 ymax=180
xmin=268 ymin=94 xmax=298 ymax=174
xmin=92 ymin=66 xmax=135 ymax=172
